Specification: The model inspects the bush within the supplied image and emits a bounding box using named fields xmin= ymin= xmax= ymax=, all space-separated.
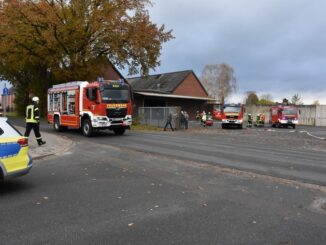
xmin=132 ymin=115 xmax=144 ymax=126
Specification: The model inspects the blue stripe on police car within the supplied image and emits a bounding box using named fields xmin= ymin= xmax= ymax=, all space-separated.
xmin=0 ymin=143 xmax=20 ymax=159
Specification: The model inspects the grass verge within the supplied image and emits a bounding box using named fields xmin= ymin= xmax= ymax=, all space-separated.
xmin=130 ymin=124 xmax=162 ymax=131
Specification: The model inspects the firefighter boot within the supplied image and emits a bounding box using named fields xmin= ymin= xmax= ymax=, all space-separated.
xmin=37 ymin=139 xmax=46 ymax=146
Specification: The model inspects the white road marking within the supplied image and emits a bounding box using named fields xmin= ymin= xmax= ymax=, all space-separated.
xmin=299 ymin=130 xmax=325 ymax=140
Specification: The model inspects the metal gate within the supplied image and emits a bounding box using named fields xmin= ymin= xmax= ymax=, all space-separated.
xmin=138 ymin=107 xmax=180 ymax=128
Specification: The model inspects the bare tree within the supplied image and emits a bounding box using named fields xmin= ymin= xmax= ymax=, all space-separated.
xmin=291 ymin=94 xmax=303 ymax=105
xmin=201 ymin=64 xmax=236 ymax=108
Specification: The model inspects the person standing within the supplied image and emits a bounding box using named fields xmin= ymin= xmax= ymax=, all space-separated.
xmin=164 ymin=111 xmax=174 ymax=131
xmin=24 ymin=97 xmax=46 ymax=146
xmin=201 ymin=110 xmax=207 ymax=126
xmin=180 ymin=110 xmax=185 ymax=129
xmin=184 ymin=111 xmax=189 ymax=129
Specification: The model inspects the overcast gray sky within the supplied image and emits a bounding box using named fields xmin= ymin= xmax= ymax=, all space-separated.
xmin=147 ymin=0 xmax=326 ymax=104
xmin=1 ymin=1 xmax=325 ymax=104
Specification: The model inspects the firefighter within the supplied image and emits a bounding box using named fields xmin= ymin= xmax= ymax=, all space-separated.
xmin=24 ymin=97 xmax=46 ymax=146
xmin=255 ymin=113 xmax=262 ymax=127
xmin=255 ymin=113 xmax=265 ymax=127
xmin=206 ymin=112 xmax=213 ymax=126
xmin=201 ymin=110 xmax=207 ymax=126
xmin=247 ymin=113 xmax=253 ymax=127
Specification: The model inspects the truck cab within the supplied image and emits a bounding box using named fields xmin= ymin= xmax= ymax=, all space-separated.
xmin=221 ymin=104 xmax=245 ymax=129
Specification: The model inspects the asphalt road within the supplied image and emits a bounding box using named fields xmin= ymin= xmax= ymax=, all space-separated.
xmin=1 ymin=118 xmax=326 ymax=244
xmin=43 ymin=121 xmax=326 ymax=187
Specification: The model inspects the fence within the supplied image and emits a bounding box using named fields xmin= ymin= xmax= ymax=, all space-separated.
xmin=298 ymin=105 xmax=316 ymax=126
xmin=316 ymin=105 xmax=326 ymax=126
xmin=137 ymin=107 xmax=181 ymax=129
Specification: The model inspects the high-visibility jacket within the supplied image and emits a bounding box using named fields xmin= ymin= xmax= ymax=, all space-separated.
xmin=26 ymin=104 xmax=40 ymax=123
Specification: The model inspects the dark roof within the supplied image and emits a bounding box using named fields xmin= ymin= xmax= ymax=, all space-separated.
xmin=127 ymin=70 xmax=194 ymax=94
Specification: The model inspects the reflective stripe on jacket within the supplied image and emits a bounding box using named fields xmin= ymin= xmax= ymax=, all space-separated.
xmin=26 ymin=105 xmax=39 ymax=123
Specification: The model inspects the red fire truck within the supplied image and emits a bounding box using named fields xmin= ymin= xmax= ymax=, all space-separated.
xmin=270 ymin=105 xmax=299 ymax=128
xmin=47 ymin=80 xmax=132 ymax=136
xmin=221 ymin=104 xmax=245 ymax=129
xmin=212 ymin=104 xmax=222 ymax=120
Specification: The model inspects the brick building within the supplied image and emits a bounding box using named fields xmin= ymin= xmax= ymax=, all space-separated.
xmin=0 ymin=87 xmax=16 ymax=113
xmin=127 ymin=70 xmax=214 ymax=119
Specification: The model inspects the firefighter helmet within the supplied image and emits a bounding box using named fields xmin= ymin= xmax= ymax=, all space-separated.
xmin=32 ymin=97 xmax=39 ymax=102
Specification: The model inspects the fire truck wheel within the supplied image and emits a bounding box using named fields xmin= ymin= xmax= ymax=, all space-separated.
xmin=54 ymin=116 xmax=66 ymax=132
xmin=113 ymin=127 xmax=125 ymax=135
xmin=82 ymin=119 xmax=93 ymax=137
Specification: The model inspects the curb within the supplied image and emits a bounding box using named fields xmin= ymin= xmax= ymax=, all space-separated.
xmin=32 ymin=135 xmax=75 ymax=160
xmin=15 ymin=126 xmax=74 ymax=160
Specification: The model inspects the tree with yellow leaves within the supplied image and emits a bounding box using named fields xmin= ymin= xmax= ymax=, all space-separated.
xmin=0 ymin=0 xmax=173 ymax=114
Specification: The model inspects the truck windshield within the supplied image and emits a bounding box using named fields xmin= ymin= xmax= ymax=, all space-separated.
xmin=224 ymin=106 xmax=241 ymax=113
xmin=213 ymin=105 xmax=222 ymax=111
xmin=101 ymin=89 xmax=129 ymax=103
xmin=283 ymin=108 xmax=297 ymax=115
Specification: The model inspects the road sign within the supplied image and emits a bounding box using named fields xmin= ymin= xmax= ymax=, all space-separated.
xmin=2 ymin=83 xmax=9 ymax=96
xmin=1 ymin=83 xmax=9 ymax=117
xmin=2 ymin=87 xmax=9 ymax=96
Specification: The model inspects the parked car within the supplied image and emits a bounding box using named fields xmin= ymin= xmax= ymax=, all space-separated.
xmin=0 ymin=117 xmax=32 ymax=180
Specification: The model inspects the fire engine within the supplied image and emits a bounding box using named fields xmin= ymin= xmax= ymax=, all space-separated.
xmin=212 ymin=104 xmax=222 ymax=120
xmin=221 ymin=104 xmax=245 ymax=129
xmin=270 ymin=105 xmax=299 ymax=128
xmin=47 ymin=80 xmax=132 ymax=136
